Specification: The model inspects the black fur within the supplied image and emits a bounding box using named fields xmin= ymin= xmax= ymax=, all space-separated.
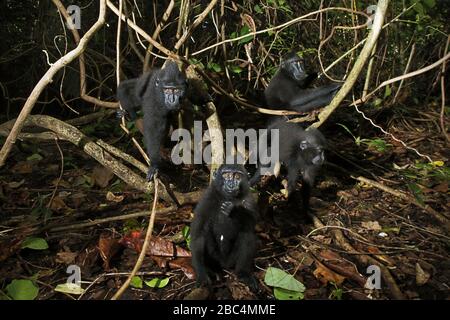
xmin=190 ymin=164 xmax=259 ymax=289
xmin=265 ymin=51 xmax=341 ymax=112
xmin=250 ymin=119 xmax=325 ymax=214
xmin=116 ymin=61 xmax=187 ymax=180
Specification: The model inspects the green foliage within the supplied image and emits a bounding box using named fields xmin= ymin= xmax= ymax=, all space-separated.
xmin=273 ymin=287 xmax=304 ymax=300
xmin=21 ymin=237 xmax=49 ymax=250
xmin=182 ymin=225 xmax=191 ymax=249
xmin=238 ymin=25 xmax=253 ymax=45
xmin=329 ymin=283 xmax=343 ymax=300
xmin=130 ymin=276 xmax=143 ymax=289
xmin=207 ymin=61 xmax=222 ymax=73
xmin=144 ymin=277 xmax=170 ymax=289
xmin=264 ymin=267 xmax=305 ymax=300
xmin=5 ymin=279 xmax=39 ymax=300
xmin=54 ymin=283 xmax=85 ymax=295
xmin=26 ymin=153 xmax=43 ymax=161
xmin=365 ymin=138 xmax=392 ymax=153
xmin=407 ymin=182 xmax=425 ymax=206
xmin=188 ymin=58 xmax=205 ymax=69
xmin=229 ymin=65 xmax=243 ymax=74
xmin=337 ymin=124 xmax=391 ymax=153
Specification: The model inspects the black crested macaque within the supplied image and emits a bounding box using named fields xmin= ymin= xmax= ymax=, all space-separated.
xmin=265 ymin=51 xmax=341 ymax=112
xmin=250 ymin=119 xmax=325 ymax=215
xmin=116 ymin=61 xmax=188 ymax=180
xmin=191 ymin=164 xmax=259 ymax=290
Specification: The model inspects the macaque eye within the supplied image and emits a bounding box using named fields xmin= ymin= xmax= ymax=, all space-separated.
xmin=300 ymin=141 xmax=308 ymax=150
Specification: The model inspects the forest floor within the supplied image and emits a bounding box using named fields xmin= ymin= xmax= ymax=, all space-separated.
xmin=0 ymin=107 xmax=449 ymax=300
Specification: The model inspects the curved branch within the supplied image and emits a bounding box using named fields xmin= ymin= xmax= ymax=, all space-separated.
xmin=310 ymin=0 xmax=390 ymax=129
xmin=52 ymin=0 xmax=117 ymax=108
xmin=0 ymin=0 xmax=108 ymax=167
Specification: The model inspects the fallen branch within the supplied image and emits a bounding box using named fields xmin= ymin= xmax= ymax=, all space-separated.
xmin=353 ymin=176 xmax=450 ymax=232
xmin=308 ymin=213 xmax=405 ymax=299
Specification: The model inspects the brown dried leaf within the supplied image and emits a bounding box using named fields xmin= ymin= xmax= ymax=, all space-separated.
xmin=433 ymin=182 xmax=448 ymax=193
xmin=98 ymin=233 xmax=121 ymax=270
xmin=92 ymin=165 xmax=114 ymax=188
xmin=49 ymin=196 xmax=68 ymax=211
xmin=106 ymin=191 xmax=124 ymax=203
xmin=56 ymin=250 xmax=78 ymax=264
xmin=168 ymin=257 xmax=195 ymax=279
xmin=313 ymin=261 xmax=345 ymax=285
xmin=361 ymin=220 xmax=382 ymax=231
xmin=319 ymin=250 xmax=366 ymax=287
xmin=415 ymin=263 xmax=431 ymax=286
xmin=12 ymin=161 xmax=33 ymax=174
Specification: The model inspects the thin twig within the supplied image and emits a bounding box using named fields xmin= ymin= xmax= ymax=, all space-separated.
xmin=111 ymin=176 xmax=159 ymax=300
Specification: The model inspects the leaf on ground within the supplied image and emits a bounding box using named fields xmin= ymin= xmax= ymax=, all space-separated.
xmin=274 ymin=287 xmax=304 ymax=300
xmin=26 ymin=153 xmax=43 ymax=161
xmin=56 ymin=250 xmax=78 ymax=265
xmin=318 ymin=250 xmax=366 ymax=287
xmin=7 ymin=179 xmax=25 ymax=189
xmin=433 ymin=182 xmax=448 ymax=193
xmin=49 ymin=196 xmax=68 ymax=211
xmin=288 ymin=251 xmax=314 ymax=267
xmin=264 ymin=267 xmax=305 ymax=292
xmin=106 ymin=191 xmax=124 ymax=202
xmin=92 ymin=165 xmax=114 ymax=188
xmin=6 ymin=279 xmax=39 ymax=300
xmin=98 ymin=233 xmax=121 ymax=270
xmin=21 ymin=237 xmax=49 ymax=250
xmin=12 ymin=161 xmax=33 ymax=174
xmin=144 ymin=277 xmax=170 ymax=288
xmin=313 ymin=261 xmax=345 ymax=285
xmin=130 ymin=276 xmax=143 ymax=289
xmin=168 ymin=258 xmax=195 ymax=279
xmin=120 ymin=232 xmax=191 ymax=258
xmin=51 ymin=178 xmax=71 ymax=188
xmin=361 ymin=220 xmax=382 ymax=231
xmin=415 ymin=263 xmax=431 ymax=286
xmin=54 ymin=283 xmax=85 ymax=295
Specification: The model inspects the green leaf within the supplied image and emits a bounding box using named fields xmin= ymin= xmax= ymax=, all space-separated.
xmin=6 ymin=280 xmax=39 ymax=300
xmin=423 ymin=0 xmax=435 ymax=8
xmin=207 ymin=62 xmax=222 ymax=73
xmin=273 ymin=287 xmax=304 ymax=300
xmin=130 ymin=276 xmax=143 ymax=289
xmin=413 ymin=3 xmax=425 ymax=15
xmin=264 ymin=267 xmax=305 ymax=292
xmin=144 ymin=277 xmax=170 ymax=288
xmin=21 ymin=237 xmax=49 ymax=250
xmin=27 ymin=153 xmax=43 ymax=161
xmin=238 ymin=25 xmax=253 ymax=44
xmin=229 ymin=65 xmax=243 ymax=74
xmin=384 ymin=84 xmax=391 ymax=98
xmin=254 ymin=4 xmax=262 ymax=14
xmin=373 ymin=98 xmax=383 ymax=107
xmin=407 ymin=183 xmax=425 ymax=206
xmin=54 ymin=283 xmax=85 ymax=295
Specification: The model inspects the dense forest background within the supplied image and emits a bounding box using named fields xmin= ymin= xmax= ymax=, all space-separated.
xmin=0 ymin=0 xmax=448 ymax=300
